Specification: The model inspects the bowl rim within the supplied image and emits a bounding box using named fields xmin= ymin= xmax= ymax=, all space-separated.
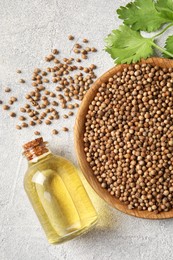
xmin=74 ymin=57 xmax=173 ymax=219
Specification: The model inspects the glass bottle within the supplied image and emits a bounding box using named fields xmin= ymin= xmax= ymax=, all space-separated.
xmin=23 ymin=137 xmax=98 ymax=244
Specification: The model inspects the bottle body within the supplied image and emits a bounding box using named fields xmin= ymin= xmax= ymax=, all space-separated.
xmin=24 ymin=153 xmax=97 ymax=244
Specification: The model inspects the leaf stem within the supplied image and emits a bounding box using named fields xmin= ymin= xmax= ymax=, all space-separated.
xmin=151 ymin=42 xmax=173 ymax=58
xmin=152 ymin=23 xmax=173 ymax=39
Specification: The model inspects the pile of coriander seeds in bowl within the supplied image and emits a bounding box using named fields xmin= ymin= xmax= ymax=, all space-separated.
xmin=75 ymin=57 xmax=173 ymax=218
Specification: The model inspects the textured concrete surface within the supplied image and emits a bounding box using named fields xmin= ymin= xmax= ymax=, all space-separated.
xmin=1 ymin=0 xmax=173 ymax=260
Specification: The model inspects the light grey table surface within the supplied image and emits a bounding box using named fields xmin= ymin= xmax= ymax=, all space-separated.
xmin=1 ymin=0 xmax=173 ymax=260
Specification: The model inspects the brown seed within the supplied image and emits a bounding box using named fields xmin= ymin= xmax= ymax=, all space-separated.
xmin=25 ymin=104 xmax=30 ymax=108
xmin=74 ymin=103 xmax=79 ymax=108
xmin=16 ymin=125 xmax=21 ymax=130
xmin=52 ymin=49 xmax=59 ymax=55
xmin=10 ymin=97 xmax=17 ymax=102
xmin=3 ymin=105 xmax=10 ymax=110
xmin=85 ymin=47 xmax=91 ymax=52
xmin=75 ymin=44 xmax=82 ymax=49
xmin=81 ymin=54 xmax=87 ymax=59
xmin=83 ymin=38 xmax=88 ymax=43
xmin=84 ymin=68 xmax=89 ymax=73
xmin=76 ymin=58 xmax=81 ymax=63
xmin=32 ymin=82 xmax=38 ymax=87
xmin=62 ymin=127 xmax=68 ymax=132
xmin=67 ymin=104 xmax=74 ymax=109
xmin=54 ymin=59 xmax=60 ymax=64
xmin=43 ymin=78 xmax=49 ymax=83
xmin=48 ymin=115 xmax=54 ymax=120
xmin=52 ymin=101 xmax=58 ymax=106
xmin=50 ymin=92 xmax=56 ymax=97
xmin=42 ymin=71 xmax=47 ymax=76
xmin=21 ymin=122 xmax=28 ymax=128
xmin=25 ymin=94 xmax=31 ymax=99
xmin=19 ymin=79 xmax=25 ymax=83
xmin=10 ymin=112 xmax=16 ymax=117
xmin=74 ymin=49 xmax=80 ymax=54
xmin=8 ymin=100 xmax=13 ymax=105
xmin=91 ymin=47 xmax=97 ymax=52
xmin=0 ymin=100 xmax=3 ymax=104
xmin=20 ymin=107 xmax=26 ymax=113
xmin=90 ymin=64 xmax=97 ymax=70
xmin=63 ymin=114 xmax=68 ymax=119
xmin=68 ymin=111 xmax=74 ymax=116
xmin=81 ymin=50 xmax=87 ymax=55
xmin=34 ymin=68 xmax=41 ymax=74
xmin=52 ymin=129 xmax=58 ymax=135
xmin=16 ymin=69 xmax=21 ymax=73
xmin=34 ymin=131 xmax=40 ymax=136
xmin=29 ymin=121 xmax=36 ymax=126
xmin=68 ymin=35 xmax=74 ymax=40
xmin=19 ymin=116 xmax=26 ymax=121
xmin=45 ymin=120 xmax=51 ymax=125
xmin=4 ymin=87 xmax=11 ymax=92
xmin=44 ymin=90 xmax=50 ymax=95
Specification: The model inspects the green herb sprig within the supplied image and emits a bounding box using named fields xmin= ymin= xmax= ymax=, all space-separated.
xmin=105 ymin=0 xmax=173 ymax=64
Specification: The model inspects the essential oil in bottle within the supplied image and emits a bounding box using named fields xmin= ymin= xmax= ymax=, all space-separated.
xmin=23 ymin=137 xmax=98 ymax=244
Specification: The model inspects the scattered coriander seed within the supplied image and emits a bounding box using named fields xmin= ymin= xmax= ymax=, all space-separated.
xmin=16 ymin=69 xmax=21 ymax=73
xmin=63 ymin=114 xmax=68 ymax=119
xmin=54 ymin=59 xmax=60 ymax=64
xmin=90 ymin=64 xmax=97 ymax=70
xmin=8 ymin=100 xmax=13 ymax=105
xmin=74 ymin=49 xmax=80 ymax=54
xmin=67 ymin=104 xmax=74 ymax=109
xmin=34 ymin=131 xmax=40 ymax=135
xmin=68 ymin=35 xmax=74 ymax=40
xmin=91 ymin=47 xmax=97 ymax=52
xmin=16 ymin=125 xmax=21 ymax=130
xmin=76 ymin=58 xmax=81 ymax=62
xmin=68 ymin=111 xmax=74 ymax=116
xmin=5 ymin=87 xmax=11 ymax=92
xmin=85 ymin=47 xmax=91 ymax=52
xmin=19 ymin=79 xmax=25 ymax=83
xmin=62 ymin=127 xmax=68 ymax=132
xmin=10 ymin=112 xmax=16 ymax=117
xmin=43 ymin=78 xmax=49 ymax=83
xmin=3 ymin=105 xmax=10 ymax=110
xmin=75 ymin=44 xmax=82 ymax=49
xmin=84 ymin=68 xmax=89 ymax=73
xmin=52 ymin=101 xmax=58 ymax=106
xmin=34 ymin=68 xmax=41 ymax=74
xmin=48 ymin=115 xmax=54 ymax=120
xmin=19 ymin=116 xmax=26 ymax=121
xmin=0 ymin=100 xmax=3 ymax=104
xmin=52 ymin=49 xmax=59 ymax=55
xmin=29 ymin=120 xmax=36 ymax=126
xmin=20 ymin=107 xmax=26 ymax=112
xmin=45 ymin=120 xmax=51 ymax=125
xmin=10 ymin=97 xmax=17 ymax=102
xmin=83 ymin=38 xmax=88 ymax=43
xmin=22 ymin=122 xmax=28 ymax=128
xmin=52 ymin=129 xmax=58 ymax=135
xmin=50 ymin=92 xmax=56 ymax=97
xmin=81 ymin=54 xmax=87 ymax=59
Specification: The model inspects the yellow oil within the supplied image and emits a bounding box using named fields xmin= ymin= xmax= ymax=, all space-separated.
xmin=24 ymin=153 xmax=98 ymax=244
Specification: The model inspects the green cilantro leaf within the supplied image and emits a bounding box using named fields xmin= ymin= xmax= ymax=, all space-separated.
xmin=164 ymin=35 xmax=173 ymax=57
xmin=105 ymin=25 xmax=154 ymax=64
xmin=117 ymin=0 xmax=171 ymax=32
xmin=156 ymin=0 xmax=173 ymax=20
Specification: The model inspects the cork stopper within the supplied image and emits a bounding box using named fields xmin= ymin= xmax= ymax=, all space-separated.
xmin=23 ymin=137 xmax=49 ymax=161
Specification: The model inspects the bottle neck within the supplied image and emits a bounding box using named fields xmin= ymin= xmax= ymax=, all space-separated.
xmin=28 ymin=149 xmax=52 ymax=165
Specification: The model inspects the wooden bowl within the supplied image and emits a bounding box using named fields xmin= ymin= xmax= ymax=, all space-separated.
xmin=74 ymin=57 xmax=173 ymax=219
